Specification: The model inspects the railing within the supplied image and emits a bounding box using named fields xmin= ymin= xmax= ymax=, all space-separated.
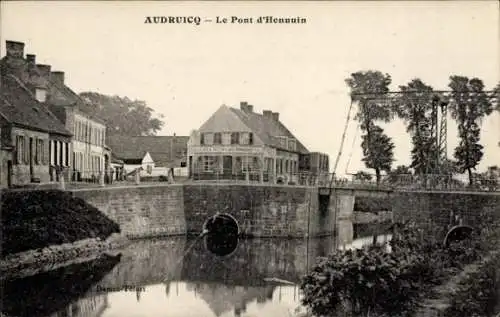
xmin=3 ymin=167 xmax=498 ymax=193
xmin=189 ymin=168 xmax=331 ymax=187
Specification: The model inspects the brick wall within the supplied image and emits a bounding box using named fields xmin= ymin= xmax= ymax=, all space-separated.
xmin=393 ymin=191 xmax=500 ymax=240
xmin=71 ymin=185 xmax=186 ymax=238
xmin=183 ymin=185 xmax=322 ymax=238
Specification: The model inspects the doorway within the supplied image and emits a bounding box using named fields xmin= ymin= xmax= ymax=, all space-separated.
xmin=29 ymin=137 xmax=34 ymax=181
xmin=223 ymin=156 xmax=233 ymax=178
xmin=7 ymin=160 xmax=12 ymax=187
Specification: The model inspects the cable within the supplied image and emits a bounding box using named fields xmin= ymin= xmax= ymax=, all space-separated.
xmin=344 ymin=123 xmax=360 ymax=175
xmin=329 ymin=99 xmax=355 ymax=190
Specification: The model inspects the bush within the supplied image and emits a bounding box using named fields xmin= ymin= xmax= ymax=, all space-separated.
xmin=300 ymin=221 xmax=497 ymax=317
xmin=1 ymin=190 xmax=120 ymax=257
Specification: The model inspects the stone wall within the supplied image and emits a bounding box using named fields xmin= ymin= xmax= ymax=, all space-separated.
xmin=71 ymin=185 xmax=186 ymax=238
xmin=71 ymin=184 xmax=329 ymax=239
xmin=392 ymin=191 xmax=500 ymax=240
xmin=183 ymin=185 xmax=323 ymax=237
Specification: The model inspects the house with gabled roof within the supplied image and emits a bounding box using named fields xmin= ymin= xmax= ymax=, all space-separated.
xmin=0 ymin=70 xmax=72 ymax=187
xmin=187 ymin=101 xmax=319 ymax=184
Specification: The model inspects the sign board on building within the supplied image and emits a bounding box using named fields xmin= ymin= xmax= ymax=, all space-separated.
xmin=189 ymin=146 xmax=276 ymax=157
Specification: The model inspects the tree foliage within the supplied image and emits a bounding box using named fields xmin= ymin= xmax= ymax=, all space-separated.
xmin=346 ymin=71 xmax=394 ymax=181
xmin=353 ymin=170 xmax=373 ymax=182
xmin=394 ymin=79 xmax=440 ymax=175
xmin=448 ymin=76 xmax=493 ymax=185
xmin=360 ymin=125 xmax=394 ymax=184
xmin=79 ymin=92 xmax=165 ymax=137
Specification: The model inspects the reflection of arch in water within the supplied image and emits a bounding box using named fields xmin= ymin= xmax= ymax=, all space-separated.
xmin=443 ymin=225 xmax=475 ymax=247
xmin=203 ymin=234 xmax=239 ymax=257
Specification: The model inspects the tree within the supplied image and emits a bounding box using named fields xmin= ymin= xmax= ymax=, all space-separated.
xmin=353 ymin=170 xmax=373 ymax=182
xmin=346 ymin=71 xmax=394 ymax=183
xmin=393 ymin=79 xmax=439 ymax=175
xmin=386 ymin=165 xmax=413 ymax=184
xmin=360 ymin=125 xmax=395 ymax=184
xmin=448 ymin=76 xmax=493 ymax=185
xmin=493 ymin=82 xmax=500 ymax=112
xmin=79 ymin=92 xmax=165 ymax=137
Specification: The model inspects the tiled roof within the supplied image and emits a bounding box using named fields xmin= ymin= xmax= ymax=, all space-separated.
xmin=0 ymin=75 xmax=72 ymax=136
xmin=43 ymin=75 xmax=106 ymax=126
xmin=107 ymin=135 xmax=189 ymax=167
xmin=229 ymin=107 xmax=309 ymax=154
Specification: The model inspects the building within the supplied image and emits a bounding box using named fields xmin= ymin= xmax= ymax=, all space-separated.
xmin=187 ymin=102 xmax=311 ymax=184
xmin=1 ymin=41 xmax=74 ymax=184
xmin=107 ymin=135 xmax=188 ymax=180
xmin=0 ymin=71 xmax=72 ymax=187
xmin=1 ymin=40 xmax=109 ymax=183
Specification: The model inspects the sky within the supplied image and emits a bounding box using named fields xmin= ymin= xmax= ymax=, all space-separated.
xmin=1 ymin=1 xmax=499 ymax=176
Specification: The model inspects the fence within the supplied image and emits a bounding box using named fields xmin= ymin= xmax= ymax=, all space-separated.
xmin=3 ymin=165 xmax=499 ymax=193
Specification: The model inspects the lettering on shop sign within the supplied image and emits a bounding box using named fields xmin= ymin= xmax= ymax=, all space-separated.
xmin=191 ymin=146 xmax=274 ymax=156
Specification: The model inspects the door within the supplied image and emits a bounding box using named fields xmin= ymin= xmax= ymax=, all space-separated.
xmin=223 ymin=156 xmax=232 ymax=177
xmin=7 ymin=160 xmax=12 ymax=187
xmin=29 ymin=137 xmax=34 ymax=181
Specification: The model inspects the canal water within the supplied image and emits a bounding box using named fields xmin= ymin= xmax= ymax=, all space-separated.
xmin=2 ymin=224 xmax=392 ymax=317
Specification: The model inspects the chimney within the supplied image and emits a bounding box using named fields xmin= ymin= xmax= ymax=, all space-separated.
xmin=271 ymin=112 xmax=280 ymax=121
xmin=5 ymin=41 xmax=25 ymax=58
xmin=240 ymin=101 xmax=249 ymax=112
xmin=263 ymin=110 xmax=272 ymax=119
xmin=51 ymin=71 xmax=65 ymax=85
xmin=26 ymin=54 xmax=36 ymax=64
xmin=36 ymin=64 xmax=51 ymax=79
xmin=247 ymin=104 xmax=253 ymax=112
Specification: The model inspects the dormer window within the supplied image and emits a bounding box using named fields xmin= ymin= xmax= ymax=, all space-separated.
xmin=288 ymin=139 xmax=296 ymax=151
xmin=231 ymin=132 xmax=240 ymax=145
xmin=214 ymin=132 xmax=222 ymax=145
xmin=35 ymin=88 xmax=46 ymax=102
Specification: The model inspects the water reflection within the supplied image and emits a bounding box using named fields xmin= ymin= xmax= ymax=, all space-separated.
xmin=2 ymin=223 xmax=392 ymax=317
xmin=1 ymin=254 xmax=120 ymax=317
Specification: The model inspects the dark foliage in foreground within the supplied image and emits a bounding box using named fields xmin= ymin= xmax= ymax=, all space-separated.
xmin=1 ymin=190 xmax=120 ymax=256
xmin=300 ymin=221 xmax=497 ymax=317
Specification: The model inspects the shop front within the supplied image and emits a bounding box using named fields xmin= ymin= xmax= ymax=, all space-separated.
xmin=188 ymin=145 xmax=277 ymax=183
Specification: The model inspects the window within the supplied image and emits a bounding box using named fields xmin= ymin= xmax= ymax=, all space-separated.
xmin=214 ymin=132 xmax=222 ymax=145
xmin=35 ymin=88 xmax=47 ymax=102
xmin=240 ymin=132 xmax=250 ymax=145
xmin=249 ymin=133 xmax=253 ymax=145
xmin=203 ymin=133 xmax=214 ymax=145
xmin=24 ymin=137 xmax=30 ymax=164
xmin=202 ymin=156 xmax=215 ymax=172
xmin=288 ymin=139 xmax=296 ymax=151
xmin=200 ymin=133 xmax=205 ymax=145
xmin=16 ymin=135 xmax=24 ymax=164
xmin=222 ymin=133 xmax=231 ymax=145
xmin=231 ymin=132 xmax=240 ymax=144
xmin=65 ymin=143 xmax=69 ymax=166
xmin=35 ymin=139 xmax=44 ymax=165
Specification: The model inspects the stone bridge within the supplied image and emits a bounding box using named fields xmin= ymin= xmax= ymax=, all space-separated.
xmin=69 ymin=184 xmax=500 ymax=242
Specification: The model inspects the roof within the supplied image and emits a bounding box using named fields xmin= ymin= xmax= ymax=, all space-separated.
xmin=228 ymin=107 xmax=309 ymax=154
xmin=107 ymin=135 xmax=189 ymax=167
xmin=0 ymin=75 xmax=72 ymax=136
xmin=42 ymin=74 xmax=106 ymax=126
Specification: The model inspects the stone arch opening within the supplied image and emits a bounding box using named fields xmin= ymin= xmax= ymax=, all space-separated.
xmin=443 ymin=225 xmax=475 ymax=247
xmin=202 ymin=213 xmax=240 ymax=257
xmin=202 ymin=213 xmax=240 ymax=236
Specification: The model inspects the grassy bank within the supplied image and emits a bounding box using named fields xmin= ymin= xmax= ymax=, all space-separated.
xmin=300 ymin=219 xmax=500 ymax=317
xmin=1 ymin=189 xmax=120 ymax=257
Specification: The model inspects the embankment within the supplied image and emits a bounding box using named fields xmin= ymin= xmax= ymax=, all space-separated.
xmin=1 ymin=189 xmax=127 ymax=277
